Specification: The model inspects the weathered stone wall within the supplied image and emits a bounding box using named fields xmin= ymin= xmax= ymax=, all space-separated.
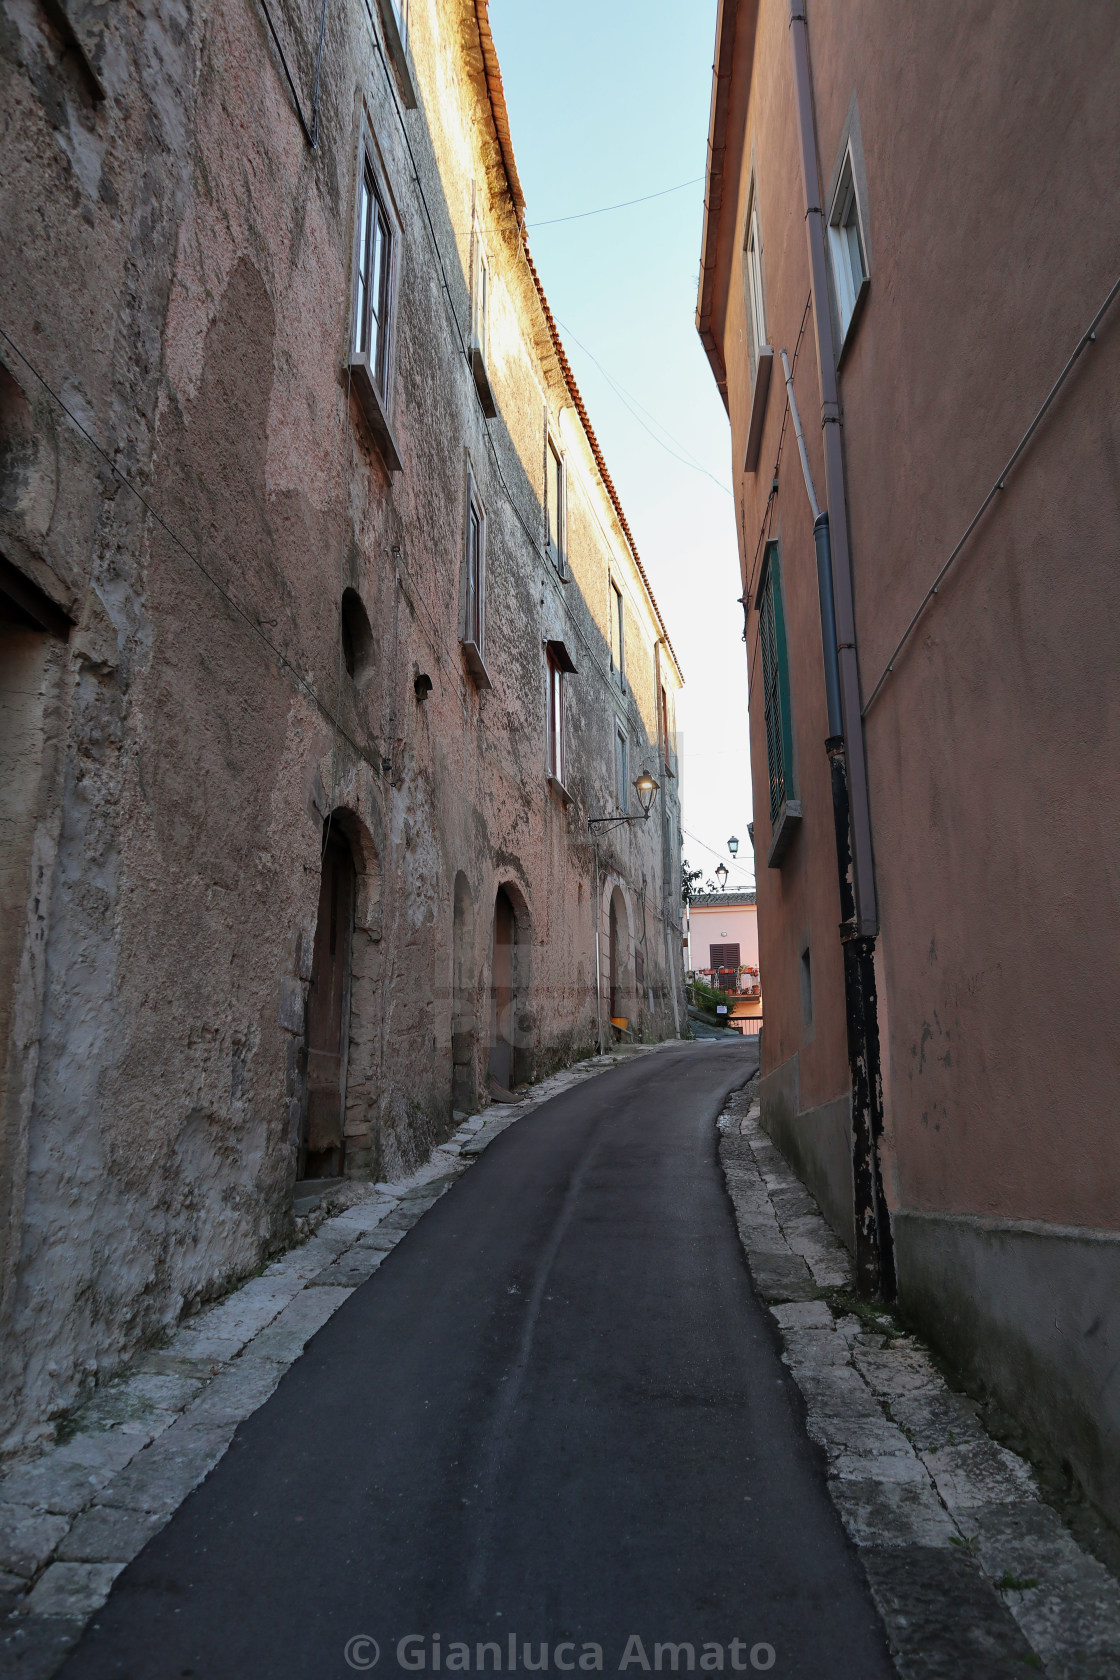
xmin=0 ymin=0 xmax=684 ymax=1453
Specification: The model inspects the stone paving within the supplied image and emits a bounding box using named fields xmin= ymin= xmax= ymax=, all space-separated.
xmin=719 ymin=1081 xmax=1120 ymax=1680
xmin=0 ymin=1047 xmax=658 ymax=1671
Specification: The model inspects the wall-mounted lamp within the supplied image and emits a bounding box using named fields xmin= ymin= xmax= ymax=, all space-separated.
xmin=588 ymin=772 xmax=660 ymax=834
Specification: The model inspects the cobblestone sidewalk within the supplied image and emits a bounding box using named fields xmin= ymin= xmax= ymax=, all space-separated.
xmin=719 ymin=1081 xmax=1120 ymax=1680
xmin=0 ymin=1047 xmax=659 ymax=1676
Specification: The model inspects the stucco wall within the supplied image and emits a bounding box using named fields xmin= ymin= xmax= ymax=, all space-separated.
xmin=702 ymin=0 xmax=1120 ymax=1518
xmin=0 ymin=0 xmax=683 ymax=1452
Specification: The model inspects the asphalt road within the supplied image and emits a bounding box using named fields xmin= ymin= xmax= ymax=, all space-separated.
xmin=60 ymin=1042 xmax=895 ymax=1679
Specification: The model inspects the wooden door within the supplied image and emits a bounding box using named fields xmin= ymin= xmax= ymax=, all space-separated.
xmin=488 ymin=888 xmax=514 ymax=1092
xmin=302 ymin=829 xmax=355 ymax=1179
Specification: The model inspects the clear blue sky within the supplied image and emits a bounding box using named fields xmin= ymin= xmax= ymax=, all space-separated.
xmin=487 ymin=0 xmax=757 ymax=892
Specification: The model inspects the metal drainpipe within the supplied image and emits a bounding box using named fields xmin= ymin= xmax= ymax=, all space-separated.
xmin=785 ymin=3 xmax=895 ymax=1299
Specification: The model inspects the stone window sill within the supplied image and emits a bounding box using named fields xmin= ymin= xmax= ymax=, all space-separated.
xmin=461 ymin=639 xmax=493 ymax=691
xmin=546 ymin=773 xmax=573 ymax=807
xmin=766 ymin=798 xmax=802 ymax=868
xmin=348 ymin=352 xmax=403 ymax=474
xmin=469 ymin=342 xmax=498 ymax=419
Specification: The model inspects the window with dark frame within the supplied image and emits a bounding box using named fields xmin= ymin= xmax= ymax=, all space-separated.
xmin=610 ymin=581 xmax=625 ymax=690
xmin=354 ymin=158 xmax=394 ymax=395
xmin=615 ymin=727 xmax=629 ymax=812
xmin=758 ymin=541 xmax=794 ymax=824
xmin=547 ymin=647 xmax=564 ymax=784
xmin=546 ymin=437 xmax=564 ymax=572
xmin=464 ymin=494 xmax=483 ymax=653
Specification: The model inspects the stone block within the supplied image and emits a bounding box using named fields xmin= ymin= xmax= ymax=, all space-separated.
xmin=0 ymin=1455 xmax=113 ymax=1518
xmin=178 ymin=1359 xmax=283 ymax=1427
xmin=919 ymin=1437 xmax=1038 ymax=1512
xmin=246 ymin=1287 xmax=353 ymax=1366
xmin=56 ymin=1503 xmax=166 ymax=1564
xmin=93 ymin=1424 xmax=234 ymax=1515
xmin=861 ymin=1544 xmax=1043 ymax=1679
xmin=24 ymin=1561 xmax=123 ymax=1618
xmin=745 ymin=1250 xmax=820 ymax=1302
xmin=277 ymin=976 xmax=306 ymax=1035
xmin=828 ymin=1474 xmax=960 ymax=1549
xmin=770 ymin=1300 xmax=834 ymax=1330
xmin=971 ymin=1501 xmax=1120 ymax=1671
xmin=0 ymin=1504 xmax=70 ymax=1578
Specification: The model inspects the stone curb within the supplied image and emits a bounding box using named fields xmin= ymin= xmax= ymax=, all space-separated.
xmin=0 ymin=1044 xmax=667 ymax=1660
xmin=718 ymin=1082 xmax=1120 ymax=1680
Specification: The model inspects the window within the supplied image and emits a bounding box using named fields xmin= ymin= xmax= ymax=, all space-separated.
xmin=546 ymin=437 xmax=565 ymax=573
xmin=460 ymin=472 xmax=491 ymax=688
xmin=828 ymin=148 xmax=868 ymax=344
xmin=744 ymin=198 xmax=767 ymax=380
xmin=660 ymin=684 xmax=672 ymax=769
xmin=800 ymin=940 xmax=814 ymax=1032
xmin=469 ymin=229 xmax=497 ymax=418
xmin=757 ymin=542 xmax=794 ymax=825
xmin=354 ymin=160 xmax=393 ymax=391
xmin=710 ymin=943 xmax=741 ymax=994
xmin=349 ymin=142 xmax=402 ymax=472
xmin=615 ymin=728 xmax=629 ymax=812
xmin=547 ymin=648 xmax=564 ymax=784
xmin=742 ymin=182 xmax=773 ymax=471
xmin=376 ymin=0 xmax=416 ymax=107
xmin=610 ymin=581 xmax=625 ymax=690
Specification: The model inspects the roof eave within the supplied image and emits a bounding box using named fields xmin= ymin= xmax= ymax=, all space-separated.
xmin=696 ymin=0 xmax=755 ymax=411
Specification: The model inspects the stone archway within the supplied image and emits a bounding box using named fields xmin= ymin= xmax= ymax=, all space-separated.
xmin=299 ymin=805 xmax=383 ymax=1183
xmin=451 ymin=871 xmax=476 ymax=1112
xmin=489 ymin=882 xmax=531 ymax=1097
xmin=605 ymin=881 xmax=634 ymax=1037
xmin=301 ymin=820 xmax=357 ymax=1180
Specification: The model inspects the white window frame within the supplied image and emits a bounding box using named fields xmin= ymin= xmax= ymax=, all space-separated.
xmin=545 ymin=432 xmax=566 ymax=576
xmin=828 ymin=146 xmax=869 ymax=347
xmin=348 ymin=127 xmax=404 ymax=472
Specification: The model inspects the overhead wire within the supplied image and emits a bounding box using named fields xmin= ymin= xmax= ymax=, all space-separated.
xmin=528 ymin=175 xmax=704 ymax=229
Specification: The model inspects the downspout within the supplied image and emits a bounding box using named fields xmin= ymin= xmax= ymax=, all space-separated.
xmin=785 ymin=6 xmax=895 ymax=1298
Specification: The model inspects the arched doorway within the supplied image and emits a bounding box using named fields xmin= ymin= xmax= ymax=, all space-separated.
xmin=301 ymin=823 xmax=356 ymax=1180
xmin=489 ymin=886 xmax=515 ymax=1096
xmin=489 ymin=883 xmax=530 ymax=1098
xmin=452 ymin=871 xmax=476 ymax=1111
xmin=608 ymin=884 xmax=630 ymax=1031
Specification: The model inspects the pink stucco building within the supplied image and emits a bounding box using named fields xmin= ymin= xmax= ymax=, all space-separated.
xmin=685 ymin=891 xmax=761 ymax=1031
xmin=697 ymin=0 xmax=1120 ymax=1523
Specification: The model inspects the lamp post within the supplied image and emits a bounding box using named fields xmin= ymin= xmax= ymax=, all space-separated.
xmin=715 ymin=862 xmax=729 ymax=891
xmin=728 ymin=835 xmax=739 ymax=858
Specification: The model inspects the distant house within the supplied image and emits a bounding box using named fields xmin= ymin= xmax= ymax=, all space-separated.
xmin=685 ymin=892 xmax=761 ymax=1034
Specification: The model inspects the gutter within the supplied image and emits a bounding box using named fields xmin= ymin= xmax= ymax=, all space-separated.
xmin=695 ymin=0 xmax=741 ymax=403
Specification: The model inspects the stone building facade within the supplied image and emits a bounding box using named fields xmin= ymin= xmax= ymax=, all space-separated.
xmin=0 ymin=0 xmax=683 ymax=1452
xmin=697 ymin=0 xmax=1120 ymax=1520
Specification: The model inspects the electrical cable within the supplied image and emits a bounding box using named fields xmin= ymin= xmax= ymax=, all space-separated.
xmin=862 ymin=268 xmax=1120 ymax=716
xmin=681 ymin=827 xmax=755 ymax=887
xmin=529 ymin=176 xmax=703 ymax=230
xmin=554 ymin=315 xmax=733 ymax=494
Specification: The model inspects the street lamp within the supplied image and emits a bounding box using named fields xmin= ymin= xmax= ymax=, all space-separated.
xmin=715 ymin=861 xmax=729 ymax=890
xmin=587 ymin=771 xmax=660 ymax=834
xmin=728 ymin=835 xmax=739 ymax=857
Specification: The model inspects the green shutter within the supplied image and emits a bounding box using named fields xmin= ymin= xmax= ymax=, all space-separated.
xmin=758 ymin=542 xmax=794 ymax=824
